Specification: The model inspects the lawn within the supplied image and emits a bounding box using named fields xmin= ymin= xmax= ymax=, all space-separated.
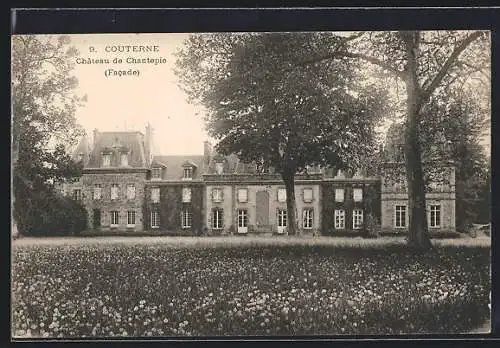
xmin=11 ymin=236 xmax=491 ymax=337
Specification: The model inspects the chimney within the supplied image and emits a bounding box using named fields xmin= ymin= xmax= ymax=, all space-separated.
xmin=204 ymin=141 xmax=212 ymax=165
xmin=145 ymin=123 xmax=153 ymax=165
xmin=93 ymin=128 xmax=99 ymax=146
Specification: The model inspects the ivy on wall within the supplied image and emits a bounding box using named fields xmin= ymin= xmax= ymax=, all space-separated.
xmin=321 ymin=182 xmax=381 ymax=236
xmin=143 ymin=184 xmax=204 ymax=235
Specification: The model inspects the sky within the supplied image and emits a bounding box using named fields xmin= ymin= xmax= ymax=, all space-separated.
xmin=66 ymin=33 xmax=490 ymax=157
xmin=69 ymin=33 xmax=207 ymax=155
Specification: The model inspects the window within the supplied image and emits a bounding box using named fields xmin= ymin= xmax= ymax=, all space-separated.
xmin=120 ymin=153 xmax=128 ymax=166
xmin=278 ymin=188 xmax=287 ymax=203
xmin=429 ymin=204 xmax=441 ymax=228
xmin=335 ymin=209 xmax=345 ymax=229
xmin=93 ymin=185 xmax=102 ymax=200
xmin=212 ymin=209 xmax=223 ymax=229
xmin=335 ymin=189 xmax=344 ymax=202
xmin=238 ymin=188 xmax=248 ymax=203
xmin=182 ymin=187 xmax=192 ymax=203
xmin=151 ymin=187 xmax=160 ymax=203
xmin=277 ymin=209 xmax=287 ymax=227
xmin=151 ymin=167 xmax=161 ymax=179
xmin=183 ymin=167 xmax=193 ymax=179
xmin=73 ymin=189 xmax=82 ymax=201
xmin=215 ymin=162 xmax=224 ymax=175
xmin=111 ymin=184 xmax=119 ymax=200
xmin=238 ymin=209 xmax=248 ymax=228
xmin=127 ymin=211 xmax=136 ymax=227
xmin=127 ymin=184 xmax=136 ymax=200
xmin=303 ymin=188 xmax=313 ymax=203
xmin=353 ymin=209 xmax=364 ymax=229
xmin=212 ymin=188 xmax=223 ymax=202
xmin=182 ymin=209 xmax=192 ymax=228
xmin=303 ymin=209 xmax=313 ymax=229
xmin=353 ymin=188 xmax=363 ymax=202
xmin=110 ymin=211 xmax=119 ymax=227
xmin=102 ymin=153 xmax=111 ymax=167
xmin=395 ymin=205 xmax=407 ymax=228
xmin=151 ymin=211 xmax=160 ymax=228
xmin=78 ymin=153 xmax=84 ymax=162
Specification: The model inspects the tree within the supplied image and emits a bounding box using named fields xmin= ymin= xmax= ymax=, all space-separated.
xmin=303 ymin=31 xmax=489 ymax=249
xmin=419 ymin=84 xmax=490 ymax=232
xmin=12 ymin=35 xmax=86 ymax=236
xmin=176 ymin=32 xmax=388 ymax=235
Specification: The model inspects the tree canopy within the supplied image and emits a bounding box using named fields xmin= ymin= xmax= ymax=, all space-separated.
xmin=332 ymin=31 xmax=490 ymax=248
xmin=12 ymin=35 xmax=87 ymax=236
xmin=176 ymin=32 xmax=389 ymax=235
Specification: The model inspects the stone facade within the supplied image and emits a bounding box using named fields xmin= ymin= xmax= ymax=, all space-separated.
xmin=380 ymin=123 xmax=456 ymax=233
xmin=322 ymin=177 xmax=381 ymax=236
xmin=61 ymin=123 xmax=457 ymax=236
xmin=204 ymin=181 xmax=322 ymax=236
xmin=83 ymin=170 xmax=148 ymax=232
xmin=143 ymin=182 xmax=204 ymax=235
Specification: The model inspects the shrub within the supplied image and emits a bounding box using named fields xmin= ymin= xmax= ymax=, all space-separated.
xmin=363 ymin=213 xmax=381 ymax=238
xmin=15 ymin=189 xmax=87 ymax=237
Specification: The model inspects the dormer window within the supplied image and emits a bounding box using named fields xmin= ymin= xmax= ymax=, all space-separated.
xmin=183 ymin=167 xmax=193 ymax=180
xmin=78 ymin=153 xmax=84 ymax=162
xmin=215 ymin=162 xmax=224 ymax=175
xmin=120 ymin=153 xmax=128 ymax=167
xmin=152 ymin=167 xmax=161 ymax=180
xmin=102 ymin=153 xmax=111 ymax=167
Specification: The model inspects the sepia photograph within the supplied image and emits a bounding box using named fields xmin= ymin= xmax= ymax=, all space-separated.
xmin=11 ymin=28 xmax=491 ymax=338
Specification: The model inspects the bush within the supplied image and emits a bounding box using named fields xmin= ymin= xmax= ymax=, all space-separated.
xmin=14 ymin=187 xmax=87 ymax=237
xmin=363 ymin=213 xmax=381 ymax=238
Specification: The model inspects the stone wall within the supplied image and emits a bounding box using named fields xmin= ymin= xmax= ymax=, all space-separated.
xmin=381 ymin=193 xmax=456 ymax=232
xmin=143 ymin=182 xmax=204 ymax=235
xmin=205 ymin=183 xmax=322 ymax=235
xmin=321 ymin=181 xmax=381 ymax=236
xmin=82 ymin=172 xmax=147 ymax=232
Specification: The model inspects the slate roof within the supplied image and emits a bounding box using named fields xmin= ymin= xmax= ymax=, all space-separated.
xmin=72 ymin=135 xmax=91 ymax=165
xmin=152 ymin=155 xmax=205 ymax=180
xmin=87 ymin=131 xmax=148 ymax=168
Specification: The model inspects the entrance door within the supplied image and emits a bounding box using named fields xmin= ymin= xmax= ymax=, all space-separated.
xmin=277 ymin=209 xmax=287 ymax=234
xmin=237 ymin=209 xmax=248 ymax=234
xmin=256 ymin=191 xmax=269 ymax=226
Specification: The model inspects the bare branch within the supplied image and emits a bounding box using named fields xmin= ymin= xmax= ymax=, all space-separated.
xmin=421 ymin=31 xmax=484 ymax=101
xmin=297 ymin=50 xmax=404 ymax=79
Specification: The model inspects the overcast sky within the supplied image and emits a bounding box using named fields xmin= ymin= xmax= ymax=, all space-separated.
xmin=70 ymin=33 xmax=206 ymax=155
xmin=68 ymin=33 xmax=490 ymax=157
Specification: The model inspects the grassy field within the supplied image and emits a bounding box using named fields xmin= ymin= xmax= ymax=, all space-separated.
xmin=11 ymin=236 xmax=491 ymax=337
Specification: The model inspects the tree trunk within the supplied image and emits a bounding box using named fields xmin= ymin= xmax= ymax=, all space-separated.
xmin=405 ymin=102 xmax=432 ymax=249
xmin=282 ymin=171 xmax=298 ymax=236
xmin=403 ymin=38 xmax=432 ymax=250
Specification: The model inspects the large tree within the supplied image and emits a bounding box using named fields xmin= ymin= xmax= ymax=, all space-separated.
xmin=12 ymin=35 xmax=86 ymax=236
xmin=420 ymin=82 xmax=490 ymax=232
xmin=304 ymin=30 xmax=490 ymax=248
xmin=176 ymin=32 xmax=388 ymax=236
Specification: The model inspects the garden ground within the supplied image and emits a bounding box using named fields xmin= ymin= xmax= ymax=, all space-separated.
xmin=12 ymin=236 xmax=491 ymax=337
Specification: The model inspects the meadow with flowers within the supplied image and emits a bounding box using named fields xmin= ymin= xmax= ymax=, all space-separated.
xmin=12 ymin=236 xmax=490 ymax=337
